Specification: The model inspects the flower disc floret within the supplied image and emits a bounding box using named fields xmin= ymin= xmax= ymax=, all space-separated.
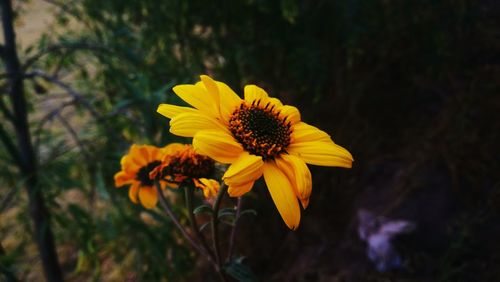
xmin=229 ymin=100 xmax=292 ymax=160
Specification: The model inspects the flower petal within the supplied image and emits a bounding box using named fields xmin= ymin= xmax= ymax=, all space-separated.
xmin=228 ymin=181 xmax=255 ymax=197
xmin=244 ymin=85 xmax=269 ymax=104
xmin=170 ymin=112 xmax=228 ymax=137
xmin=138 ymin=186 xmax=158 ymax=209
xmin=263 ymin=161 xmax=301 ymax=230
xmin=279 ymin=105 xmax=301 ymax=124
xmin=114 ymin=171 xmax=134 ymax=187
xmin=157 ymin=104 xmax=198 ymax=119
xmin=288 ymin=141 xmax=353 ymax=168
xmin=217 ymin=81 xmax=242 ymax=123
xmin=200 ymin=75 xmax=221 ymax=112
xmin=291 ymin=122 xmax=331 ymax=143
xmin=161 ymin=143 xmax=186 ymax=155
xmin=276 ymin=154 xmax=312 ymax=209
xmin=128 ymin=183 xmax=140 ymax=204
xmin=193 ymin=130 xmax=244 ymax=163
xmin=173 ymin=83 xmax=219 ymax=118
xmin=223 ymin=152 xmax=264 ymax=186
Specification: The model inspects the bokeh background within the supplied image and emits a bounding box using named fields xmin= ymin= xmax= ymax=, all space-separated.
xmin=1 ymin=0 xmax=499 ymax=281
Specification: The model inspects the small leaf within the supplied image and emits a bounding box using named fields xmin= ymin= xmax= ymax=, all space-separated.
xmin=239 ymin=209 xmax=257 ymax=218
xmin=199 ymin=221 xmax=211 ymax=232
xmin=193 ymin=204 xmax=213 ymax=215
xmin=218 ymin=207 xmax=236 ymax=219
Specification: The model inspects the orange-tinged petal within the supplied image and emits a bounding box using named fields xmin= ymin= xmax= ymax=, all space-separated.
xmin=114 ymin=171 xmax=134 ymax=187
xmin=276 ymin=154 xmax=312 ymax=208
xmin=157 ymin=104 xmax=198 ymax=119
xmin=288 ymin=141 xmax=353 ymax=168
xmin=138 ymin=186 xmax=158 ymax=209
xmin=223 ymin=152 xmax=264 ymax=186
xmin=291 ymin=122 xmax=331 ymax=143
xmin=128 ymin=183 xmax=140 ymax=204
xmin=170 ymin=112 xmax=228 ymax=137
xmin=279 ymin=105 xmax=301 ymax=124
xmin=217 ymin=81 xmax=242 ymax=123
xmin=173 ymin=84 xmax=219 ymax=118
xmin=244 ymin=85 xmax=269 ymax=104
xmin=120 ymin=155 xmax=140 ymax=174
xmin=193 ymin=130 xmax=244 ymax=163
xmin=228 ymin=181 xmax=255 ymax=197
xmin=263 ymin=161 xmax=301 ymax=230
xmin=161 ymin=143 xmax=186 ymax=155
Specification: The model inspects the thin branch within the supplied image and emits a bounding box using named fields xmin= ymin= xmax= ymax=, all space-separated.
xmin=55 ymin=112 xmax=91 ymax=160
xmin=184 ymin=185 xmax=216 ymax=261
xmin=226 ymin=196 xmax=242 ymax=262
xmin=154 ymin=182 xmax=213 ymax=262
xmin=0 ymin=123 xmax=20 ymax=166
xmin=23 ymin=42 xmax=109 ymax=70
xmin=26 ymin=70 xmax=101 ymax=119
xmin=211 ymin=183 xmax=229 ymax=281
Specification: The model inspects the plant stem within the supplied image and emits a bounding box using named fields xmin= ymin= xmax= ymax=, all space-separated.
xmin=226 ymin=196 xmax=242 ymax=262
xmin=154 ymin=182 xmax=211 ymax=260
xmin=1 ymin=1 xmax=63 ymax=281
xmin=211 ymin=183 xmax=229 ymax=281
xmin=183 ymin=185 xmax=216 ymax=260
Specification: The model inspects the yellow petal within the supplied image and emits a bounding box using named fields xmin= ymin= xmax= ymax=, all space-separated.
xmin=193 ymin=130 xmax=244 ymax=163
xmin=217 ymin=81 xmax=242 ymax=123
xmin=263 ymin=161 xmax=301 ymax=230
xmin=276 ymin=154 xmax=312 ymax=209
xmin=161 ymin=143 xmax=186 ymax=155
xmin=288 ymin=141 xmax=353 ymax=168
xmin=269 ymin=97 xmax=283 ymax=107
xmin=200 ymin=75 xmax=221 ymax=113
xmin=114 ymin=171 xmax=134 ymax=187
xmin=170 ymin=112 xmax=228 ymax=137
xmin=138 ymin=186 xmax=158 ymax=209
xmin=128 ymin=183 xmax=140 ymax=203
xmin=223 ymin=152 xmax=264 ymax=186
xmin=227 ymin=181 xmax=255 ymax=197
xmin=157 ymin=104 xmax=198 ymax=119
xmin=244 ymin=85 xmax=269 ymax=104
xmin=279 ymin=105 xmax=301 ymax=124
xmin=291 ymin=122 xmax=331 ymax=143
xmin=173 ymin=83 xmax=219 ymax=118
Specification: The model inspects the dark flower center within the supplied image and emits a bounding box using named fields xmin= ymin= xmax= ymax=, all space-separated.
xmin=136 ymin=161 xmax=162 ymax=186
xmin=229 ymin=100 xmax=292 ymax=159
xmin=161 ymin=153 xmax=215 ymax=181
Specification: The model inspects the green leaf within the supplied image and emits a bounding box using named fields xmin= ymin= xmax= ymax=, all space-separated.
xmin=224 ymin=257 xmax=258 ymax=282
xmin=193 ymin=204 xmax=212 ymax=215
xmin=239 ymin=209 xmax=258 ymax=217
xmin=218 ymin=207 xmax=236 ymax=219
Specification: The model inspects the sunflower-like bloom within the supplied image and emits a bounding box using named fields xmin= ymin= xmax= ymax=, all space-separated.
xmin=151 ymin=143 xmax=219 ymax=199
xmin=114 ymin=145 xmax=166 ymax=209
xmin=157 ymin=75 xmax=353 ymax=229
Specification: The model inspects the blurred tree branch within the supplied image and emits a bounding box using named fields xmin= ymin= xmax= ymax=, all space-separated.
xmin=0 ymin=0 xmax=64 ymax=281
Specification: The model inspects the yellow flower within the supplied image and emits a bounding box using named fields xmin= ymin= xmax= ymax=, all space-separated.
xmin=151 ymin=143 xmax=219 ymax=198
xmin=157 ymin=75 xmax=353 ymax=229
xmin=114 ymin=144 xmax=166 ymax=209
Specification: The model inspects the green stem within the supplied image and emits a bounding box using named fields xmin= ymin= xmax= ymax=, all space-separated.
xmin=211 ymin=183 xmax=229 ymax=281
xmin=226 ymin=196 xmax=242 ymax=262
xmin=154 ymin=182 xmax=210 ymax=259
xmin=183 ymin=185 xmax=215 ymax=260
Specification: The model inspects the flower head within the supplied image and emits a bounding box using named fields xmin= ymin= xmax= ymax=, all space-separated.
xmin=114 ymin=144 xmax=166 ymax=209
xmin=157 ymin=75 xmax=353 ymax=229
xmin=151 ymin=143 xmax=219 ymax=199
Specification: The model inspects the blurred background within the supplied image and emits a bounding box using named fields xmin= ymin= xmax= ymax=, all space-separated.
xmin=1 ymin=0 xmax=499 ymax=281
